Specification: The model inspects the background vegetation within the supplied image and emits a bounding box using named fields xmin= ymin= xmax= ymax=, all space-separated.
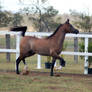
xmin=0 ymin=0 xmax=92 ymax=32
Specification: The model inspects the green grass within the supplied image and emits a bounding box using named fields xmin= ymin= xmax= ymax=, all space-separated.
xmin=0 ymin=36 xmax=16 ymax=49
xmin=0 ymin=36 xmax=92 ymax=92
xmin=0 ymin=53 xmax=92 ymax=92
xmin=0 ymin=71 xmax=92 ymax=92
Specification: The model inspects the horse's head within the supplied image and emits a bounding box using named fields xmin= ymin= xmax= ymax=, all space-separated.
xmin=63 ymin=19 xmax=79 ymax=34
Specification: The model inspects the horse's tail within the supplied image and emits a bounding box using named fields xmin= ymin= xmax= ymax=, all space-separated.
xmin=10 ymin=26 xmax=27 ymax=36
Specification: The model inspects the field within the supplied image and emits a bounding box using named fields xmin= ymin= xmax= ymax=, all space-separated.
xmin=0 ymin=35 xmax=92 ymax=92
xmin=0 ymin=53 xmax=92 ymax=92
xmin=0 ymin=71 xmax=92 ymax=92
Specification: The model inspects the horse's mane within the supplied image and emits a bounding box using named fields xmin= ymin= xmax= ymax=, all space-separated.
xmin=47 ymin=24 xmax=62 ymax=39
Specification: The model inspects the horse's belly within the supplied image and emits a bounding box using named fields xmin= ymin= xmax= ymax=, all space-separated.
xmin=37 ymin=48 xmax=50 ymax=56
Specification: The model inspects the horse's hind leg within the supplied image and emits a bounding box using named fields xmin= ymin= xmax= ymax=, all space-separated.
xmin=21 ymin=51 xmax=35 ymax=71
xmin=16 ymin=50 xmax=35 ymax=74
xmin=50 ymin=58 xmax=56 ymax=76
xmin=16 ymin=57 xmax=21 ymax=74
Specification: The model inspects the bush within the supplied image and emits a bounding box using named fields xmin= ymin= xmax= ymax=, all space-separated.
xmin=79 ymin=40 xmax=92 ymax=67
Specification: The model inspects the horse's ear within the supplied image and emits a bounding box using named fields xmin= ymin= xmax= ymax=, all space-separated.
xmin=65 ymin=19 xmax=69 ymax=24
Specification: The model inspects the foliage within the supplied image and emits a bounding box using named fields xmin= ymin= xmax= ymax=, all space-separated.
xmin=19 ymin=0 xmax=61 ymax=32
xmin=70 ymin=10 xmax=92 ymax=66
xmin=29 ymin=6 xmax=61 ymax=32
xmin=0 ymin=1 xmax=23 ymax=27
xmin=0 ymin=11 xmax=12 ymax=27
xmin=12 ymin=13 xmax=23 ymax=26
xmin=0 ymin=10 xmax=23 ymax=27
xmin=0 ymin=0 xmax=60 ymax=29
xmin=79 ymin=40 xmax=92 ymax=66
xmin=78 ymin=15 xmax=92 ymax=32
xmin=70 ymin=10 xmax=92 ymax=32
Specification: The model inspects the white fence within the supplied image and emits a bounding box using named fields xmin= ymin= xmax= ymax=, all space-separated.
xmin=0 ymin=31 xmax=92 ymax=74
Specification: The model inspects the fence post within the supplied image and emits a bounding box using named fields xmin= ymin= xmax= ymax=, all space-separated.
xmin=37 ymin=35 xmax=41 ymax=69
xmin=84 ymin=37 xmax=88 ymax=74
xmin=6 ymin=34 xmax=10 ymax=62
xmin=74 ymin=37 xmax=78 ymax=63
xmin=37 ymin=54 xmax=41 ymax=69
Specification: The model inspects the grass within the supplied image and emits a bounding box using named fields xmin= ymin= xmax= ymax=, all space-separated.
xmin=0 ymin=53 xmax=92 ymax=92
xmin=0 ymin=36 xmax=92 ymax=92
xmin=0 ymin=36 xmax=16 ymax=49
xmin=0 ymin=53 xmax=84 ymax=74
xmin=0 ymin=71 xmax=92 ymax=92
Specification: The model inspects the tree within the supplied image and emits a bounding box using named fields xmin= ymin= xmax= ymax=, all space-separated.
xmin=0 ymin=3 xmax=12 ymax=27
xmin=29 ymin=6 xmax=61 ymax=32
xmin=40 ymin=6 xmax=61 ymax=32
xmin=18 ymin=0 xmax=61 ymax=32
xmin=78 ymin=15 xmax=92 ymax=32
xmin=70 ymin=10 xmax=92 ymax=66
xmin=12 ymin=13 xmax=23 ymax=26
xmin=0 ymin=11 xmax=12 ymax=27
xmin=70 ymin=10 xmax=92 ymax=32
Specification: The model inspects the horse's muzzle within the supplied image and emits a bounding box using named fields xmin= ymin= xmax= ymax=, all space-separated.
xmin=74 ymin=29 xmax=79 ymax=34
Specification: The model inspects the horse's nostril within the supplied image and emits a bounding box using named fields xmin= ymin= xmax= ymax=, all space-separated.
xmin=74 ymin=30 xmax=79 ymax=34
xmin=76 ymin=30 xmax=79 ymax=34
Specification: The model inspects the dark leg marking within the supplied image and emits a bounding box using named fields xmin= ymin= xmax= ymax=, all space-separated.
xmin=50 ymin=58 xmax=56 ymax=76
xmin=16 ymin=57 xmax=21 ymax=74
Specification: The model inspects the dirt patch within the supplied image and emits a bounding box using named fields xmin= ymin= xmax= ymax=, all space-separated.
xmin=45 ymin=86 xmax=61 ymax=90
xmin=0 ymin=70 xmax=92 ymax=79
xmin=29 ymin=71 xmax=92 ymax=78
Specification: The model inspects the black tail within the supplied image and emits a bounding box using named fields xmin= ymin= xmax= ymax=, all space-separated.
xmin=10 ymin=26 xmax=27 ymax=36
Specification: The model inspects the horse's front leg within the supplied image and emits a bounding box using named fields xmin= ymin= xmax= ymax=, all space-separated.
xmin=52 ymin=53 xmax=66 ymax=67
xmin=59 ymin=57 xmax=66 ymax=67
xmin=50 ymin=58 xmax=56 ymax=76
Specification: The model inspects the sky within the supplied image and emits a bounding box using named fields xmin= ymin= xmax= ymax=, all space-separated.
xmin=1 ymin=0 xmax=92 ymax=15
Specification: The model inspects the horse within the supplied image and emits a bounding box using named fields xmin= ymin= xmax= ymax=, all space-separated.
xmin=12 ymin=19 xmax=79 ymax=76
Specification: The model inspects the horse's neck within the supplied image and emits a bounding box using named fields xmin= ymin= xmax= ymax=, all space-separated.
xmin=54 ymin=29 xmax=66 ymax=47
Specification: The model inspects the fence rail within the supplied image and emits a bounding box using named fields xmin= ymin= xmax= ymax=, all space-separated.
xmin=0 ymin=31 xmax=92 ymax=74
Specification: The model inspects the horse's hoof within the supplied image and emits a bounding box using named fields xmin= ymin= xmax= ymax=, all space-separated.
xmin=21 ymin=70 xmax=29 ymax=75
xmin=50 ymin=73 xmax=54 ymax=76
xmin=16 ymin=71 xmax=20 ymax=74
xmin=55 ymin=74 xmax=61 ymax=77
